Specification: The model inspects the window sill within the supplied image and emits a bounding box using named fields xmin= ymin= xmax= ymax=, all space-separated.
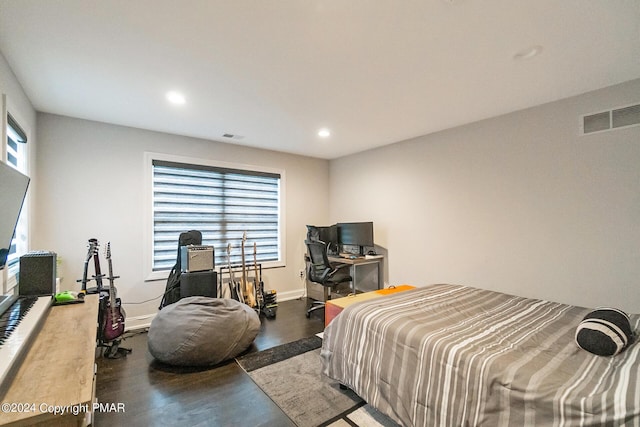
xmin=144 ymin=260 xmax=286 ymax=282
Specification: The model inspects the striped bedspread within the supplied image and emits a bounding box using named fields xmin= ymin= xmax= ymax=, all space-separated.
xmin=320 ymin=284 xmax=640 ymax=426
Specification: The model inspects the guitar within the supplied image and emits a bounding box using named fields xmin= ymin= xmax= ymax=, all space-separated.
xmin=227 ymin=243 xmax=243 ymax=302
xmin=253 ymin=242 xmax=264 ymax=311
xmin=89 ymin=238 xmax=104 ymax=293
xmin=77 ymin=239 xmax=97 ymax=292
xmin=103 ymin=242 xmax=125 ymax=342
xmin=241 ymin=232 xmax=256 ymax=307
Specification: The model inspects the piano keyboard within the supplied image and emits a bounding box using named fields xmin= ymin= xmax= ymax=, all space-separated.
xmin=0 ymin=296 xmax=51 ymax=392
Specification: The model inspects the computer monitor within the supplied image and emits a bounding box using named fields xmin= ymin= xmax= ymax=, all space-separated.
xmin=337 ymin=222 xmax=374 ymax=255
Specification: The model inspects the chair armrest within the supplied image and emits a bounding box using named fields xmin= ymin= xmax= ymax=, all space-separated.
xmin=329 ymin=262 xmax=349 ymax=274
xmin=327 ymin=263 xmax=352 ymax=282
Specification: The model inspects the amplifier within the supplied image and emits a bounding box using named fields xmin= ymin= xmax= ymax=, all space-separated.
xmin=180 ymin=245 xmax=214 ymax=273
xmin=19 ymin=251 xmax=57 ymax=296
xmin=180 ymin=270 xmax=217 ymax=299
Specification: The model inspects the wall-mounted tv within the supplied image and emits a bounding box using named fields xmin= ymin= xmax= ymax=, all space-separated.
xmin=0 ymin=161 xmax=30 ymax=270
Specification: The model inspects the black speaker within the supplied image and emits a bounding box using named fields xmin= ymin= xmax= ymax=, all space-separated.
xmin=180 ymin=270 xmax=217 ymax=299
xmin=19 ymin=251 xmax=56 ymax=296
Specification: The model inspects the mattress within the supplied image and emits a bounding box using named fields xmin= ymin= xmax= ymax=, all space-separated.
xmin=320 ymin=284 xmax=640 ymax=426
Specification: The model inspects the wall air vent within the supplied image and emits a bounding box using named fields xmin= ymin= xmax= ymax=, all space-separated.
xmin=581 ymin=103 xmax=640 ymax=135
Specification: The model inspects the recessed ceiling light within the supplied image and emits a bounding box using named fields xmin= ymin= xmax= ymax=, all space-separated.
xmin=318 ymin=128 xmax=331 ymax=138
xmin=166 ymin=91 xmax=186 ymax=105
xmin=513 ymin=45 xmax=543 ymax=61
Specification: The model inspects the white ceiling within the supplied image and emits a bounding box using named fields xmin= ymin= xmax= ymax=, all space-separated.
xmin=1 ymin=1 xmax=639 ymax=159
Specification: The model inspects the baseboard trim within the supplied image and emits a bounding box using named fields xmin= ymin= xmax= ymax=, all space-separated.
xmin=276 ymin=288 xmax=305 ymax=301
xmin=124 ymin=288 xmax=306 ymax=333
xmin=126 ymin=315 xmax=154 ymax=332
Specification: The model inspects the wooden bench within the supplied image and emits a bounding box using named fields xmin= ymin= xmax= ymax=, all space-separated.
xmin=324 ymin=285 xmax=415 ymax=326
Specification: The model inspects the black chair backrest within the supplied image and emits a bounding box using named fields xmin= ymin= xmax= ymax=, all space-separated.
xmin=306 ymin=240 xmax=332 ymax=284
xmin=306 ymin=225 xmax=321 ymax=242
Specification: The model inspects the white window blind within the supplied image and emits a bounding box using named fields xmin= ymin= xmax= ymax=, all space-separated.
xmin=151 ymin=159 xmax=282 ymax=271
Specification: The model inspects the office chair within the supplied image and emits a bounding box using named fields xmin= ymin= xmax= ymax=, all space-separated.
xmin=305 ymin=240 xmax=352 ymax=318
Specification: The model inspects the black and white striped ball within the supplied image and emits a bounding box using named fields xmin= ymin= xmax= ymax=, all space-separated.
xmin=575 ymin=308 xmax=634 ymax=356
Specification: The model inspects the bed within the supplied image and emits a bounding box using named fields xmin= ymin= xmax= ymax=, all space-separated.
xmin=320 ymin=284 xmax=640 ymax=426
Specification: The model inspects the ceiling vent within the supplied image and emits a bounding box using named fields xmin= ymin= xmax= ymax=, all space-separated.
xmin=581 ymin=103 xmax=640 ymax=135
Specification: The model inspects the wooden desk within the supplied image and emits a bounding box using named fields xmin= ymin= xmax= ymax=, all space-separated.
xmin=0 ymin=295 xmax=99 ymax=426
xmin=328 ymin=255 xmax=384 ymax=293
xmin=325 ymin=285 xmax=415 ymax=326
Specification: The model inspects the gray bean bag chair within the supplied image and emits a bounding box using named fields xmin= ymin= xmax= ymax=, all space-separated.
xmin=148 ymin=296 xmax=260 ymax=366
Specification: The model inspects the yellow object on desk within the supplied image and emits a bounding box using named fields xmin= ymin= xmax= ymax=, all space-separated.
xmin=325 ymin=285 xmax=415 ymax=326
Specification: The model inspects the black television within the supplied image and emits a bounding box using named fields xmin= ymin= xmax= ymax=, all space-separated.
xmin=337 ymin=222 xmax=374 ymax=255
xmin=0 ymin=161 xmax=29 ymax=270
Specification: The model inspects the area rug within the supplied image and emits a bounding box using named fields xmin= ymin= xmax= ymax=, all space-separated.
xmin=236 ymin=336 xmax=398 ymax=427
xmin=237 ymin=335 xmax=324 ymax=372
xmin=324 ymin=403 xmax=399 ymax=427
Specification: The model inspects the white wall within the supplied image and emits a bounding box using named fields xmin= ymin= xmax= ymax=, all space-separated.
xmin=34 ymin=114 xmax=329 ymax=328
xmin=0 ymin=52 xmax=37 ymax=292
xmin=6 ymin=38 xmax=640 ymax=319
xmin=0 ymin=53 xmax=35 ymax=136
xmin=330 ymin=79 xmax=640 ymax=313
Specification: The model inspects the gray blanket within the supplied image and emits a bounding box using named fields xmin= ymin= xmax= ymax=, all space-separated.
xmin=321 ymin=284 xmax=640 ymax=426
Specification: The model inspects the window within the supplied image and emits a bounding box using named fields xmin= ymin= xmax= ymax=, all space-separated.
xmin=146 ymin=153 xmax=285 ymax=279
xmin=5 ymin=114 xmax=28 ymax=287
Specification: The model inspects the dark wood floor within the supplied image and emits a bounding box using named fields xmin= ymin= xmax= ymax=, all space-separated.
xmin=95 ymin=298 xmax=325 ymax=426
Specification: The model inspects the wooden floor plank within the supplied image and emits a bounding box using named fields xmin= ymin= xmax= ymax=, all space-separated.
xmin=95 ymin=298 xmax=324 ymax=425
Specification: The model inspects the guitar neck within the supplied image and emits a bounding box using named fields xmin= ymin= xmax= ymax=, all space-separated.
xmin=107 ymin=259 xmax=116 ymax=293
xmin=107 ymin=258 xmax=116 ymax=316
xmin=253 ymin=244 xmax=259 ymax=282
xmin=227 ymin=256 xmax=235 ymax=281
xmin=93 ymin=253 xmax=103 ymax=289
xmin=81 ymin=259 xmax=90 ymax=291
xmin=241 ymin=248 xmax=247 ymax=282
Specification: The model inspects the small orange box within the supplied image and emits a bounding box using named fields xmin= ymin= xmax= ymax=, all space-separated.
xmin=325 ymin=284 xmax=415 ymax=326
